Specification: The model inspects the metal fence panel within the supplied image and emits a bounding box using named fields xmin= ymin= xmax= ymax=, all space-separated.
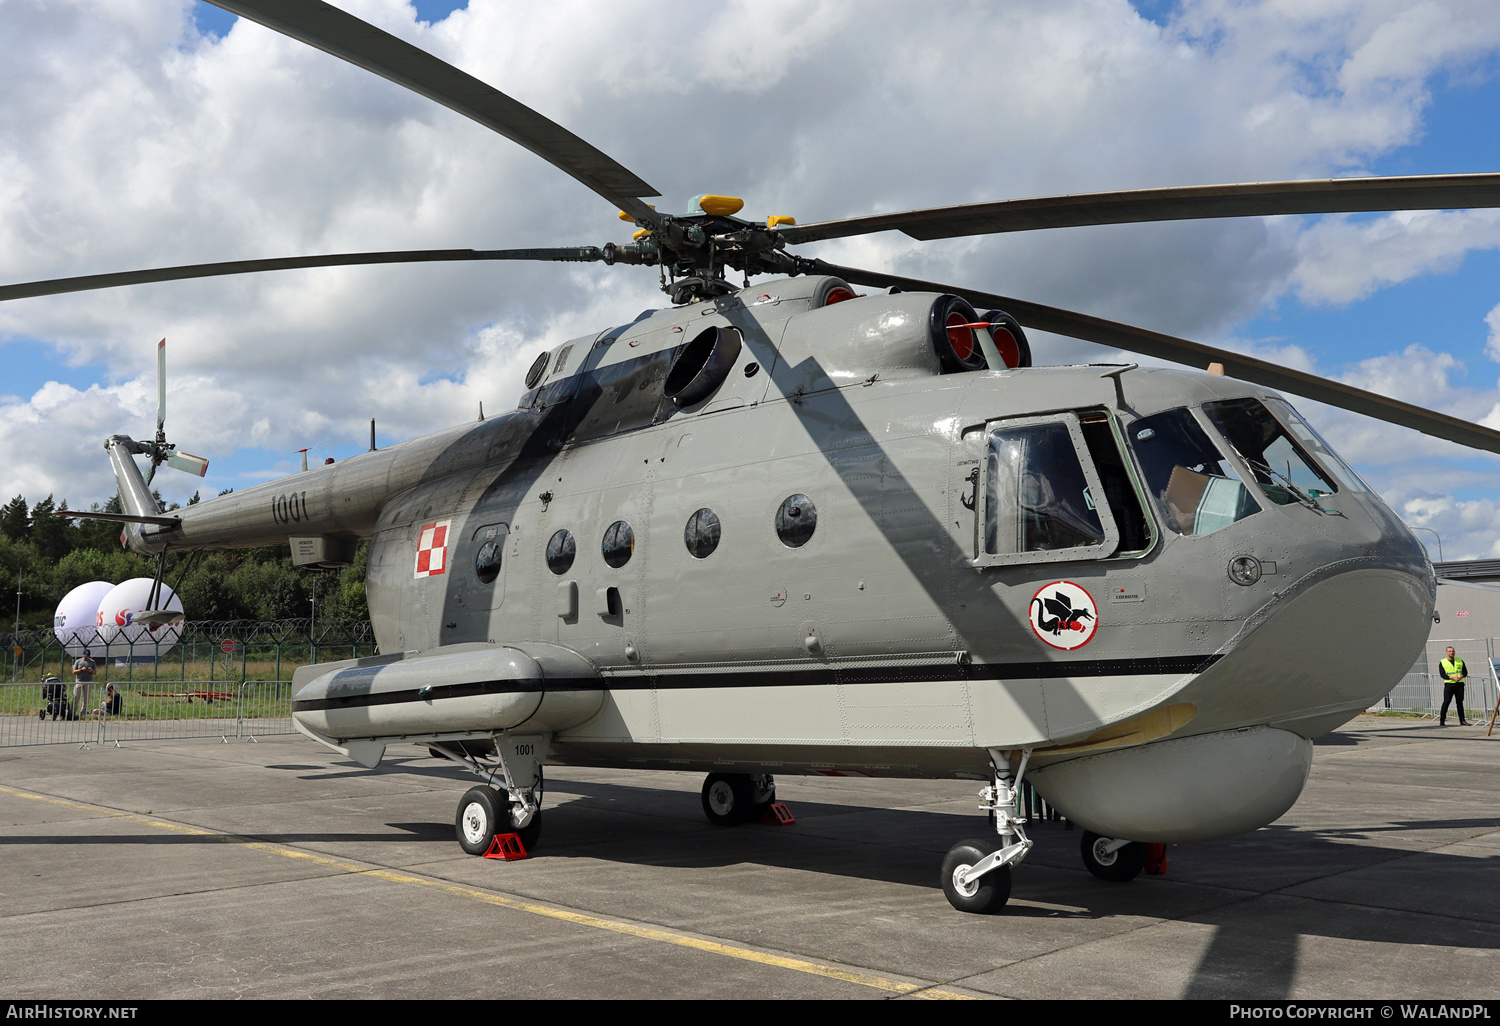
xmin=0 ymin=680 xmax=110 ymax=747
xmin=237 ymin=680 xmax=295 ymax=740
xmin=1 ymin=619 xmax=370 ymax=747
xmin=0 ymin=679 xmax=294 ymax=748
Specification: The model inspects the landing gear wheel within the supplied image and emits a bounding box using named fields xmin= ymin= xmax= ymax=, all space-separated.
xmin=455 ymin=785 xmax=542 ymax=855
xmin=456 ymin=786 xmax=501 ymax=856
xmin=1080 ymin=830 xmax=1146 ymax=882
xmin=701 ymin=772 xmax=755 ymax=826
xmin=941 ymin=838 xmax=1012 ymax=914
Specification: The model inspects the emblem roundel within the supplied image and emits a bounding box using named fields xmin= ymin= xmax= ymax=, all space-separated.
xmin=1028 ymin=580 xmax=1099 ymax=650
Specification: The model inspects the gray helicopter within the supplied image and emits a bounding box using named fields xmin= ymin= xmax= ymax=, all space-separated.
xmin=12 ymin=0 xmax=1500 ymax=914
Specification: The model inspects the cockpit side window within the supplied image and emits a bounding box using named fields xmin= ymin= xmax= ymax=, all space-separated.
xmin=1128 ymin=408 xmax=1260 ymax=536
xmin=1202 ymin=398 xmax=1338 ymax=505
xmin=980 ymin=413 xmax=1120 ymax=565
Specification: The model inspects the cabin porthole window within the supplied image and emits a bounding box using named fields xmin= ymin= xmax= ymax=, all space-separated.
xmin=602 ymin=521 xmax=635 ymax=568
xmin=684 ymin=508 xmax=721 ymax=559
xmin=775 ymin=494 xmax=817 ymax=548
xmin=474 ymin=541 xmax=503 ymax=584
xmin=546 ymin=529 xmax=576 ymax=575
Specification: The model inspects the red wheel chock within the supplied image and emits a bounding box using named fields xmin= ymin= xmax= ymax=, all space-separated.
xmin=483 ymin=833 xmax=528 ymax=860
xmin=1144 ymin=842 xmax=1167 ymax=875
xmin=757 ymin=802 xmax=796 ymax=826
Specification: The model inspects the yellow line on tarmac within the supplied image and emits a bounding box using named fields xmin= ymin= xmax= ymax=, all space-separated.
xmin=0 ymin=782 xmax=977 ymax=1000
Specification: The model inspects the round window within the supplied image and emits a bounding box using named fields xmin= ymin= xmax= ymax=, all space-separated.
xmin=602 ymin=521 xmax=634 ymax=568
xmin=775 ymin=494 xmax=817 ymax=548
xmin=684 ymin=508 xmax=721 ymax=559
xmin=545 ymin=529 xmax=576 ymax=575
xmin=474 ymin=541 xmax=502 ymax=584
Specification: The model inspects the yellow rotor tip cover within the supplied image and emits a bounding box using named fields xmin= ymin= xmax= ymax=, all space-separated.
xmin=618 ymin=204 xmax=655 ymax=222
xmin=691 ymin=194 xmax=744 ymax=217
xmin=632 ymin=228 xmax=651 ymax=240
xmin=766 ymin=215 xmax=797 ymax=228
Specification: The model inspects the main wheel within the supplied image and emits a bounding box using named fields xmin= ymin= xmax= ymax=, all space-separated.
xmin=456 ymin=786 xmax=502 ymax=856
xmin=701 ymin=772 xmax=755 ymax=826
xmin=941 ymin=838 xmax=1012 ymax=914
xmin=456 ymin=786 xmax=543 ymax=855
xmin=1080 ymin=830 xmax=1146 ymax=882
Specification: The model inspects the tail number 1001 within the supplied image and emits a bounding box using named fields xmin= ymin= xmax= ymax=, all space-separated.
xmin=272 ymin=491 xmax=310 ymax=525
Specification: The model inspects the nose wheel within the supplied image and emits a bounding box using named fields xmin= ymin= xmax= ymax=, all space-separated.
xmin=1080 ymin=830 xmax=1146 ymax=882
xmin=940 ymin=839 xmax=1013 ymax=914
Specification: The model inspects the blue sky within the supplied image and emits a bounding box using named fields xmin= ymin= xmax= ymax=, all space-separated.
xmin=4 ymin=0 xmax=1500 ymax=557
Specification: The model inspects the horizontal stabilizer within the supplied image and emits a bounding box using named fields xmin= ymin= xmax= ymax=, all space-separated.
xmin=51 ymin=510 xmax=181 ymax=527
xmin=132 ymin=609 xmax=183 ymax=626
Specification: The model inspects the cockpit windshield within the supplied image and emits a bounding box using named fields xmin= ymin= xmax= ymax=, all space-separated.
xmin=1202 ymin=398 xmax=1338 ymax=505
xmin=1128 ymin=408 xmax=1260 ymax=537
xmin=1264 ymin=398 xmax=1369 ymax=493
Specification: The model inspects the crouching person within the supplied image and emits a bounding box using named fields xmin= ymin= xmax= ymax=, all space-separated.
xmin=93 ymin=683 xmax=122 ymax=720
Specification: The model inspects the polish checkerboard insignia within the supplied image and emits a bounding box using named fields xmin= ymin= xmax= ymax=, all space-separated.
xmin=414 ymin=520 xmax=451 ymax=578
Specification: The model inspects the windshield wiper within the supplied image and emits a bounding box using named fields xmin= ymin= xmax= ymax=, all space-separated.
xmin=1243 ymin=455 xmax=1343 ymax=517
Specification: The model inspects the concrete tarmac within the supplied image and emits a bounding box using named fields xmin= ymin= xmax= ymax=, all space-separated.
xmin=0 ymin=715 xmax=1496 ymax=1000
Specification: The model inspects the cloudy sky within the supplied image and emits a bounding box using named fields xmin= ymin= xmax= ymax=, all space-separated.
xmin=3 ymin=0 xmax=1500 ymax=559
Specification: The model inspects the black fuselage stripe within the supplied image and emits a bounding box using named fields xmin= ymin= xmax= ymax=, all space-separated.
xmin=291 ymin=654 xmax=1220 ymax=712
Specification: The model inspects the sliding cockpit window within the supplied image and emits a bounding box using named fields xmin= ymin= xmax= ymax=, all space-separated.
xmin=980 ymin=413 xmax=1120 ymax=565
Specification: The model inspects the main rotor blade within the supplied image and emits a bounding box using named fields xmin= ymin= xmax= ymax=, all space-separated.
xmin=782 ymin=174 xmax=1500 ymax=244
xmin=0 ymin=248 xmax=605 ymax=303
xmin=207 ymin=1 xmax=661 ymax=224
xmin=811 ymin=259 xmax=1500 ymax=456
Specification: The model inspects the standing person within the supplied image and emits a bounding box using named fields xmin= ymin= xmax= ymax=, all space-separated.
xmin=1439 ymin=646 xmax=1470 ymax=727
xmin=71 ymin=648 xmax=97 ymax=721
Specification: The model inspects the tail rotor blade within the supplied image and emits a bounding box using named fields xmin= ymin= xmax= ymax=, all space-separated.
xmin=156 ymin=338 xmax=167 ymax=435
xmin=165 ymin=451 xmax=210 ymax=478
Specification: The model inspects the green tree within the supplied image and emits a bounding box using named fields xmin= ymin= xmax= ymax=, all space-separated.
xmin=29 ymin=496 xmax=74 ymax=562
xmin=0 ymin=495 xmax=28 ymax=542
xmin=338 ymin=542 xmax=370 ymax=621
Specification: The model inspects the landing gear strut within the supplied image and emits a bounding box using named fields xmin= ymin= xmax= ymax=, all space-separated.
xmin=433 ymin=734 xmax=548 ymax=856
xmin=941 ymin=749 xmax=1033 ymax=914
xmin=701 ymin=772 xmax=775 ymax=826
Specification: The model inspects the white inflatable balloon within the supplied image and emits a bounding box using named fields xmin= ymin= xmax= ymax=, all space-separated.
xmin=96 ymin=578 xmax=186 ymax=657
xmin=53 ymin=581 xmax=114 ymax=656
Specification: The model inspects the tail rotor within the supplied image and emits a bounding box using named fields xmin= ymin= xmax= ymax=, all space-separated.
xmin=142 ymin=338 xmax=209 ymax=484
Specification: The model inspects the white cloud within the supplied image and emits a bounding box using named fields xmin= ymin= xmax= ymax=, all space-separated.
xmin=1486 ymin=300 xmax=1500 ymax=362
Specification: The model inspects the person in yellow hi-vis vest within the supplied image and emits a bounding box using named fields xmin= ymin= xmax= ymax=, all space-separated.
xmin=1439 ymin=646 xmax=1470 ymax=727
